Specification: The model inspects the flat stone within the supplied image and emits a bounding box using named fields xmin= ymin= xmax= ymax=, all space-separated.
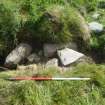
xmin=57 ymin=48 xmax=84 ymax=66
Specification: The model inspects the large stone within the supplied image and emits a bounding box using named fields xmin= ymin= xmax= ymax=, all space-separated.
xmin=5 ymin=43 xmax=32 ymax=68
xmin=45 ymin=58 xmax=58 ymax=68
xmin=43 ymin=44 xmax=58 ymax=58
xmin=88 ymin=22 xmax=104 ymax=33
xmin=43 ymin=43 xmax=78 ymax=58
xmin=27 ymin=53 xmax=40 ymax=63
xmin=57 ymin=48 xmax=84 ymax=66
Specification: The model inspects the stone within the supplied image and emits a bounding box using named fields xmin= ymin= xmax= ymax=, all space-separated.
xmin=5 ymin=43 xmax=32 ymax=68
xmin=45 ymin=58 xmax=58 ymax=68
xmin=17 ymin=64 xmax=37 ymax=70
xmin=57 ymin=48 xmax=84 ymax=66
xmin=66 ymin=42 xmax=78 ymax=50
xmin=43 ymin=43 xmax=78 ymax=58
xmin=43 ymin=44 xmax=58 ymax=58
xmin=92 ymin=13 xmax=100 ymax=19
xmin=88 ymin=22 xmax=104 ymax=33
xmin=27 ymin=53 xmax=40 ymax=63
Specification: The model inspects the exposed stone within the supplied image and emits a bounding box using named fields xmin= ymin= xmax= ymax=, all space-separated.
xmin=43 ymin=44 xmax=58 ymax=58
xmin=88 ymin=22 xmax=104 ymax=33
xmin=27 ymin=53 xmax=40 ymax=63
xmin=5 ymin=43 xmax=32 ymax=68
xmin=43 ymin=43 xmax=78 ymax=58
xmin=57 ymin=48 xmax=84 ymax=66
xmin=45 ymin=58 xmax=58 ymax=68
xmin=17 ymin=64 xmax=37 ymax=70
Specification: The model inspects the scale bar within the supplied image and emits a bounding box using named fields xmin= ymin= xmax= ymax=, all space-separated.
xmin=7 ymin=77 xmax=91 ymax=81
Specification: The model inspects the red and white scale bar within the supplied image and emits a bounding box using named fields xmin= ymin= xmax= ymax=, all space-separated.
xmin=8 ymin=77 xmax=91 ymax=81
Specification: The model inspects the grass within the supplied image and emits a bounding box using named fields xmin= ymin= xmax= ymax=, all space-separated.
xmin=36 ymin=5 xmax=90 ymax=44
xmin=0 ymin=0 xmax=105 ymax=105
xmin=0 ymin=63 xmax=105 ymax=105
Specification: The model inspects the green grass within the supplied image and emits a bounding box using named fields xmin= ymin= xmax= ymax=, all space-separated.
xmin=0 ymin=0 xmax=105 ymax=105
xmin=36 ymin=5 xmax=90 ymax=44
xmin=0 ymin=63 xmax=105 ymax=105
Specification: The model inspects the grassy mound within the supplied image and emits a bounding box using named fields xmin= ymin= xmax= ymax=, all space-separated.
xmin=36 ymin=5 xmax=90 ymax=44
xmin=0 ymin=64 xmax=105 ymax=105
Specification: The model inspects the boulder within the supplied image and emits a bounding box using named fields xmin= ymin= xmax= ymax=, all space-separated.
xmin=17 ymin=64 xmax=37 ymax=70
xmin=57 ymin=48 xmax=84 ymax=66
xmin=43 ymin=44 xmax=58 ymax=58
xmin=43 ymin=43 xmax=78 ymax=58
xmin=88 ymin=22 xmax=104 ymax=33
xmin=5 ymin=43 xmax=32 ymax=68
xmin=45 ymin=58 xmax=58 ymax=68
xmin=27 ymin=53 xmax=40 ymax=63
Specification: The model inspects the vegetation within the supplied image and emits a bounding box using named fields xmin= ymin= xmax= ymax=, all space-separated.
xmin=0 ymin=64 xmax=105 ymax=105
xmin=0 ymin=0 xmax=100 ymax=56
xmin=0 ymin=0 xmax=21 ymax=56
xmin=0 ymin=0 xmax=105 ymax=105
xmin=36 ymin=5 xmax=90 ymax=43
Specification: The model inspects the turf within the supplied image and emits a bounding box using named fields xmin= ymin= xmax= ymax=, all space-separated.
xmin=0 ymin=63 xmax=105 ymax=105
